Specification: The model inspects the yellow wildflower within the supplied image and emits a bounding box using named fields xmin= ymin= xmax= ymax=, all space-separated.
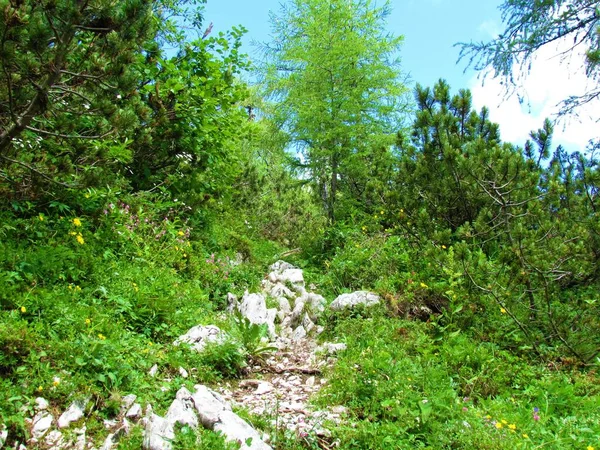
xmin=587 ymin=446 xmax=594 ymax=450
xmin=178 ymin=231 xmax=185 ymax=236
xmin=53 ymin=378 xmax=60 ymax=386
xmin=85 ymin=318 xmax=91 ymax=325
xmin=98 ymin=333 xmax=106 ymax=340
xmin=84 ymin=193 xmax=90 ymax=199
xmin=68 ymin=284 xmax=73 ymax=290
xmin=73 ymin=218 xmax=82 ymax=227
xmin=76 ymin=233 xmax=85 ymax=245
xmin=75 ymin=285 xmax=81 ymax=292
xmin=509 ymin=424 xmax=516 ymax=430
xmin=500 ymin=308 xmax=507 ymax=314
xmin=69 ymin=231 xmax=77 ymax=236
xmin=37 ymin=386 xmax=43 ymax=392
xmin=420 ymin=282 xmax=428 ymax=289
xmin=20 ymin=306 xmax=26 ymax=313
xmin=501 ymin=419 xmax=508 ymax=424
xmin=495 ymin=422 xmax=503 ymax=429
xmin=522 ymin=434 xmax=529 ymax=439
xmin=380 ymin=210 xmax=384 ymax=215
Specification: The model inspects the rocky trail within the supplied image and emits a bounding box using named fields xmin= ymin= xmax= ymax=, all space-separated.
xmin=7 ymin=261 xmax=381 ymax=450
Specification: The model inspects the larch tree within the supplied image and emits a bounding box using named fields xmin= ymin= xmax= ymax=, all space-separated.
xmin=259 ymin=0 xmax=409 ymax=224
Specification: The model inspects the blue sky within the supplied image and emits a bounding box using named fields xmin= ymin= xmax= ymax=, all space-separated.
xmin=201 ymin=0 xmax=598 ymax=151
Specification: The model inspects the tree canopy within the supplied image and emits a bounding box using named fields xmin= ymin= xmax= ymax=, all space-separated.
xmin=259 ymin=0 xmax=409 ymax=224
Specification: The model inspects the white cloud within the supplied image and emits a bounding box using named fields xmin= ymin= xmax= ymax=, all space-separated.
xmin=469 ymin=37 xmax=599 ymax=152
xmin=478 ymin=20 xmax=501 ymax=38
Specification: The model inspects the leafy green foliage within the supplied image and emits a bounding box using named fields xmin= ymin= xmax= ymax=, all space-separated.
xmin=0 ymin=1 xmax=599 ymax=449
xmin=259 ymin=0 xmax=409 ymax=224
xmin=319 ymin=314 xmax=600 ymax=449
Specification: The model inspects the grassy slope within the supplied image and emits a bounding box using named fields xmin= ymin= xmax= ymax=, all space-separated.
xmin=0 ymin=201 xmax=598 ymax=450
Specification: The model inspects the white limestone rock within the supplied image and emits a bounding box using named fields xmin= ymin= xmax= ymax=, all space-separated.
xmin=100 ymin=433 xmax=117 ymax=450
xmin=214 ymin=411 xmax=272 ymax=450
xmin=44 ymin=430 xmax=65 ymax=448
xmin=73 ymin=425 xmax=86 ymax=450
xmin=269 ymin=283 xmax=295 ymax=300
xmin=226 ymin=293 xmax=239 ymax=313
xmin=239 ymin=293 xmax=276 ymax=338
xmin=165 ymin=388 xmax=198 ymax=429
xmin=329 ymin=291 xmax=380 ymax=311
xmin=58 ymin=398 xmax=87 ymax=429
xmin=174 ymin=325 xmax=225 ymax=352
xmin=302 ymin=313 xmax=315 ymax=333
xmin=277 ymin=297 xmax=291 ymax=315
xmin=290 ymin=295 xmax=307 ymax=325
xmin=254 ymin=382 xmax=274 ymax=396
xmin=149 ymin=364 xmax=159 ymax=377
xmin=31 ymin=410 xmax=53 ymax=440
xmin=34 ymin=397 xmax=49 ymax=411
xmin=292 ymin=325 xmax=307 ymax=342
xmin=126 ymin=403 xmax=143 ymax=421
xmin=191 ymin=385 xmax=271 ymax=450
xmin=121 ymin=394 xmax=137 ymax=411
xmin=143 ymin=414 xmax=174 ymax=450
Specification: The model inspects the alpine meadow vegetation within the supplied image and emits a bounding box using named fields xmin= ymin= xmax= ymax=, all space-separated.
xmin=0 ymin=0 xmax=599 ymax=449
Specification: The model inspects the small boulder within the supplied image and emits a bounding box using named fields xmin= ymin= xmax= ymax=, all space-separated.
xmin=143 ymin=414 xmax=174 ymax=450
xmin=239 ymin=293 xmax=276 ymax=338
xmin=72 ymin=425 xmax=86 ymax=450
xmin=34 ymin=397 xmax=49 ymax=411
xmin=44 ymin=430 xmax=64 ymax=449
xmin=31 ymin=410 xmax=53 ymax=440
xmin=58 ymin=398 xmax=87 ymax=429
xmin=191 ymin=385 xmax=271 ymax=450
xmin=126 ymin=403 xmax=143 ymax=421
xmin=148 ymin=364 xmax=159 ymax=377
xmin=292 ymin=325 xmax=307 ymax=342
xmin=226 ymin=293 xmax=239 ymax=313
xmin=329 ymin=291 xmax=380 ymax=311
xmin=165 ymin=387 xmax=198 ymax=429
xmin=121 ymin=394 xmax=137 ymax=411
xmin=269 ymin=283 xmax=295 ymax=300
xmin=254 ymin=382 xmax=274 ymax=396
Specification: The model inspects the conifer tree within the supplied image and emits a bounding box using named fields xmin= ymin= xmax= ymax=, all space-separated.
xmin=259 ymin=0 xmax=409 ymax=224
